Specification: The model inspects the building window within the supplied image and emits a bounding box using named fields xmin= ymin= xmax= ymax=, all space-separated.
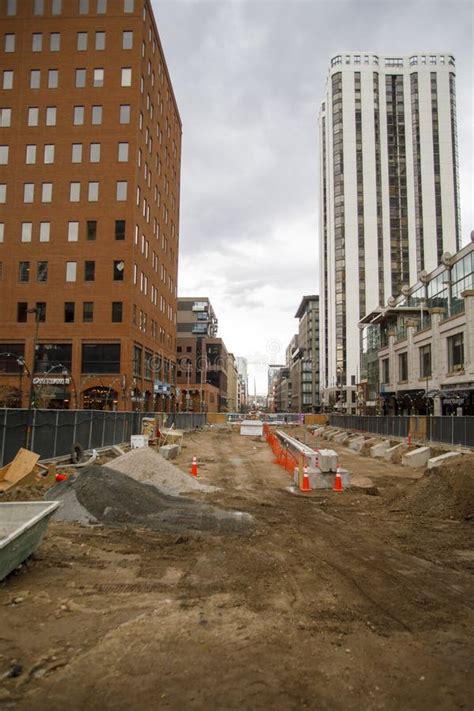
xmin=17 ymin=302 xmax=28 ymax=323
xmin=124 ymin=0 xmax=134 ymax=12
xmin=64 ymin=302 xmax=75 ymax=323
xmin=68 ymin=222 xmax=79 ymax=241
xmin=72 ymin=143 xmax=82 ymax=163
xmin=0 ymin=146 xmax=8 ymax=164
xmin=79 ymin=0 xmax=89 ymax=14
xmin=86 ymin=220 xmax=97 ymax=240
xmin=45 ymin=107 xmax=56 ymax=126
xmin=0 ymin=108 xmax=12 ymax=127
xmin=27 ymin=107 xmax=39 ymax=126
xmin=398 ymin=352 xmax=408 ymax=382
xmin=81 ymin=343 xmax=120 ymax=374
xmin=113 ymin=260 xmax=125 ymax=280
xmin=119 ymin=104 xmax=130 ymax=123
xmin=66 ymin=262 xmax=77 ymax=282
xmin=30 ymin=70 xmax=41 ymax=89
xmin=48 ymin=69 xmax=58 ymax=89
xmin=380 ymin=358 xmax=389 ymax=385
xmin=84 ymin=260 xmax=95 ymax=281
xmin=37 ymin=261 xmax=48 ymax=282
xmin=0 ymin=223 xmax=4 ymax=242
xmin=93 ymin=68 xmax=104 ymax=86
xmin=112 ymin=302 xmax=123 ymax=322
xmin=39 ymin=222 xmax=50 ymax=242
xmin=133 ymin=345 xmax=142 ymax=376
xmin=4 ymin=34 xmax=15 ymax=52
xmin=2 ymin=71 xmax=13 ymax=90
xmin=115 ymin=220 xmax=125 ymax=240
xmin=89 ymin=143 xmax=100 ymax=162
xmin=77 ymin=32 xmax=88 ymax=50
xmin=0 ymin=184 xmax=6 ymax=203
xmin=118 ymin=142 xmax=129 ymax=161
xmin=97 ymin=0 xmax=107 ymax=13
xmin=21 ymin=223 xmax=32 ymax=242
xmin=49 ymin=32 xmax=61 ymax=52
xmin=24 ymin=183 xmax=34 ymax=203
xmin=19 ymin=261 xmax=30 ymax=283
xmin=34 ymin=0 xmax=44 ymax=13
xmin=41 ymin=183 xmax=53 ymax=203
xmin=52 ymin=1 xmax=62 ymax=16
xmin=32 ymin=33 xmax=42 ymax=52
xmin=122 ymin=31 xmax=133 ymax=49
xmin=91 ymin=105 xmax=102 ymax=124
xmin=44 ymin=144 xmax=54 ymax=163
xmin=73 ymin=106 xmax=84 ymax=125
xmin=95 ymin=32 xmax=105 ymax=50
xmin=419 ymin=344 xmax=431 ymax=378
xmin=83 ymin=302 xmax=94 ymax=323
xmin=116 ymin=181 xmax=127 ymax=200
xmin=75 ymin=69 xmax=86 ymax=88
xmin=88 ymin=181 xmax=99 ymax=201
xmin=121 ymin=68 xmax=132 ymax=86
xmin=70 ymin=182 xmax=80 ymax=201
xmin=36 ymin=302 xmax=46 ymax=322
xmin=447 ymin=333 xmax=464 ymax=373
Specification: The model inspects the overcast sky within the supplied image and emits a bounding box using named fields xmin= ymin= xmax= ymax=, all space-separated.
xmin=152 ymin=0 xmax=473 ymax=395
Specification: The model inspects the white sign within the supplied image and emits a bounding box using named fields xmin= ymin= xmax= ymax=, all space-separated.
xmin=33 ymin=377 xmax=70 ymax=385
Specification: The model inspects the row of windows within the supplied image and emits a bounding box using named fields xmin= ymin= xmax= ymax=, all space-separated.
xmin=4 ymin=0 xmax=134 ymax=17
xmin=0 ymin=181 xmax=129 ymax=203
xmin=15 ymin=300 xmax=123 ymax=324
xmin=17 ymin=260 xmax=125 ymax=283
xmin=2 ymin=30 xmax=134 ymax=53
xmin=0 ymin=141 xmax=130 ymax=165
xmin=1 ymin=67 xmax=133 ymax=90
xmin=331 ymin=54 xmax=454 ymax=69
xmin=0 ymin=104 xmax=133 ymax=128
xmin=0 ymin=220 xmax=126 ymax=244
xmin=381 ymin=333 xmax=464 ymax=383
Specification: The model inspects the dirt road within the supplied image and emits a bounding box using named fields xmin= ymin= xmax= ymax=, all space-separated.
xmin=1 ymin=428 xmax=473 ymax=710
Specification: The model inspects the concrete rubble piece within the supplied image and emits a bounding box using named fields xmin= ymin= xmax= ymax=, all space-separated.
xmin=159 ymin=444 xmax=180 ymax=461
xmin=402 ymin=447 xmax=432 ymax=468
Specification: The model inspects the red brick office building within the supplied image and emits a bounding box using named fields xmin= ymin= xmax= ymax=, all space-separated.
xmin=0 ymin=0 xmax=181 ymax=411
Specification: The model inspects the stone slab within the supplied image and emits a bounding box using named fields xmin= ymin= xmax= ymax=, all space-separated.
xmin=427 ymin=451 xmax=463 ymax=469
xmin=402 ymin=446 xmax=431 ymax=468
xmin=370 ymin=440 xmax=391 ymax=458
xmin=383 ymin=443 xmax=408 ymax=462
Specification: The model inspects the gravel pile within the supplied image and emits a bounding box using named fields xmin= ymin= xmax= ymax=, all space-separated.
xmin=46 ymin=466 xmax=252 ymax=534
xmin=103 ymin=447 xmax=218 ymax=496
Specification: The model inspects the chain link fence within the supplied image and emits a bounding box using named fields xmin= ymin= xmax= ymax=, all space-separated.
xmin=329 ymin=415 xmax=474 ymax=448
xmin=0 ymin=409 xmax=206 ymax=466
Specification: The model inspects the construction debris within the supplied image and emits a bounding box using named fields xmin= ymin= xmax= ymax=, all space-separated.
xmin=0 ymin=449 xmax=41 ymax=493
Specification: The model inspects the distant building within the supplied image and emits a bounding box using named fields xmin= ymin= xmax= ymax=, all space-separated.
xmin=235 ymin=356 xmax=248 ymax=410
xmin=319 ymin=52 xmax=461 ymax=412
xmin=176 ymin=297 xmax=227 ymax=412
xmin=359 ymin=242 xmax=473 ymax=415
xmin=294 ymin=295 xmax=320 ymax=412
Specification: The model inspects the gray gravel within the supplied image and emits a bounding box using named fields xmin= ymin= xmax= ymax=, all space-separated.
xmin=103 ymin=447 xmax=218 ymax=496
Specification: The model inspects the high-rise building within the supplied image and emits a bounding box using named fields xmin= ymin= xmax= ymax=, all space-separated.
xmin=319 ymin=52 xmax=461 ymax=411
xmin=0 ymin=0 xmax=181 ymax=412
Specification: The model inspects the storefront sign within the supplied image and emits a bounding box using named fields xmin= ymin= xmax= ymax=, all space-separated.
xmin=33 ymin=377 xmax=70 ymax=385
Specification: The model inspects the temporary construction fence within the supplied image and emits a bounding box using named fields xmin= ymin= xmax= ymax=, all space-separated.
xmin=0 ymin=409 xmax=206 ymax=467
xmin=329 ymin=414 xmax=474 ymax=449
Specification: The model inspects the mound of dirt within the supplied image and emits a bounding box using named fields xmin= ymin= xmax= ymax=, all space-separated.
xmin=46 ymin=465 xmax=253 ymax=534
xmin=398 ymin=455 xmax=474 ymax=520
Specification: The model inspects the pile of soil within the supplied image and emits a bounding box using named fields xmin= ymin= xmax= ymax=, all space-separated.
xmin=46 ymin=465 xmax=252 ymax=534
xmin=398 ymin=454 xmax=474 ymax=520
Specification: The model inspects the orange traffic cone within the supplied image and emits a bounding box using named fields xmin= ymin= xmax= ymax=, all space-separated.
xmin=333 ymin=465 xmax=343 ymax=492
xmin=300 ymin=465 xmax=311 ymax=492
xmin=191 ymin=456 xmax=198 ymax=477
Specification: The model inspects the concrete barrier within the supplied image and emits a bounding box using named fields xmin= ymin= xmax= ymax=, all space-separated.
xmin=370 ymin=440 xmax=391 ymax=458
xmin=333 ymin=431 xmax=350 ymax=443
xmin=318 ymin=449 xmax=338 ymax=473
xmin=293 ymin=467 xmax=351 ymax=489
xmin=348 ymin=436 xmax=366 ymax=452
xmin=402 ymin=446 xmax=431 ymax=468
xmin=383 ymin=442 xmax=408 ymax=462
xmin=159 ymin=444 xmax=180 ymax=460
xmin=427 ymin=452 xmax=463 ymax=469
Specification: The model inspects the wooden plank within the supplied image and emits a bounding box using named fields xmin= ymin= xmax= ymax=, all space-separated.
xmin=0 ymin=449 xmax=40 ymax=491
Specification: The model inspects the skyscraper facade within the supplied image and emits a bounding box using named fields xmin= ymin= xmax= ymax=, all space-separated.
xmin=0 ymin=0 xmax=181 ymax=412
xmin=319 ymin=52 xmax=460 ymax=410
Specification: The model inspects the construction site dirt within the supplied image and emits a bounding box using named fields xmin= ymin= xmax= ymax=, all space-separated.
xmin=1 ymin=427 xmax=473 ymax=710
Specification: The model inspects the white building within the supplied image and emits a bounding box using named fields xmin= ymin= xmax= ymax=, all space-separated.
xmin=319 ymin=52 xmax=461 ymax=411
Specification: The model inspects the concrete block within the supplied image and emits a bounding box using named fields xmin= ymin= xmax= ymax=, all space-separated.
xmin=318 ymin=448 xmax=338 ymax=473
xmin=240 ymin=420 xmax=263 ymax=436
xmin=312 ymin=427 xmax=326 ymax=437
xmin=402 ymin=446 xmax=431 ymax=468
xmin=427 ymin=452 xmax=463 ymax=469
xmin=360 ymin=438 xmax=381 ymax=456
xmin=348 ymin=436 xmax=366 ymax=452
xmin=293 ymin=467 xmax=351 ymax=489
xmin=383 ymin=442 xmax=408 ymax=463
xmin=333 ymin=431 xmax=349 ymax=443
xmin=370 ymin=440 xmax=391 ymax=458
xmin=159 ymin=444 xmax=179 ymax=460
